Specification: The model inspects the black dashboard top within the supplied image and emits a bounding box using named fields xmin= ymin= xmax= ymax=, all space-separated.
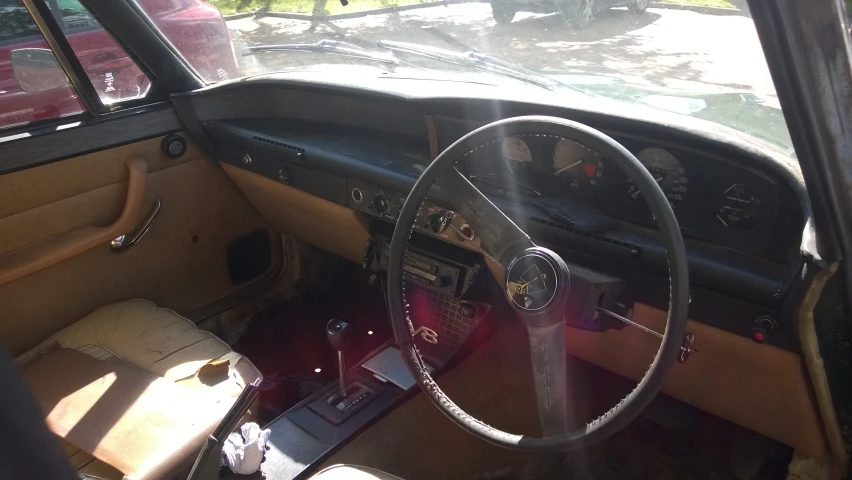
xmin=173 ymin=79 xmax=813 ymax=351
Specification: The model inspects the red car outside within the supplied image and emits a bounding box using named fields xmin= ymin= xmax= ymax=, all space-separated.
xmin=0 ymin=0 xmax=239 ymax=130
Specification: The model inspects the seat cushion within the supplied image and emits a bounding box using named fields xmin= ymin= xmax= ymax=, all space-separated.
xmin=310 ymin=465 xmax=404 ymax=480
xmin=25 ymin=348 xmax=233 ymax=480
xmin=17 ymin=300 xmax=263 ymax=480
xmin=18 ymin=299 xmax=261 ymax=395
xmin=59 ymin=438 xmax=124 ymax=480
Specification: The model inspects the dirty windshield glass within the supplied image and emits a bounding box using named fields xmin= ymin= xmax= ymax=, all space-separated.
xmin=140 ymin=0 xmax=792 ymax=154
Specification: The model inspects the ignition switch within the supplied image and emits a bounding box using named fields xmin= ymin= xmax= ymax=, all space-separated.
xmin=371 ymin=193 xmax=389 ymax=214
xmin=426 ymin=210 xmax=452 ymax=233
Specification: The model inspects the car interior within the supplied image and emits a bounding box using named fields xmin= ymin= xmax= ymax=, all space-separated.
xmin=0 ymin=0 xmax=850 ymax=480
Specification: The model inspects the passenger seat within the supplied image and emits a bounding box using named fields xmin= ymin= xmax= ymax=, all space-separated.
xmin=17 ymin=300 xmax=262 ymax=480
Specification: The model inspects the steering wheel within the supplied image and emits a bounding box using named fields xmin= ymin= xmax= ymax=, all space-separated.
xmin=387 ymin=116 xmax=690 ymax=452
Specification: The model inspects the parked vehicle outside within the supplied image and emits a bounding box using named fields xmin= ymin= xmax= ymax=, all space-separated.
xmin=0 ymin=0 xmax=239 ymax=130
xmin=491 ymin=0 xmax=650 ymax=26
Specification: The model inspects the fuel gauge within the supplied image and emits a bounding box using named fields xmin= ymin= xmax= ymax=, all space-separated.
xmin=711 ymin=183 xmax=762 ymax=230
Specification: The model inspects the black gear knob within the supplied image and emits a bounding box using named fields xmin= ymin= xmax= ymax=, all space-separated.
xmin=326 ymin=319 xmax=352 ymax=352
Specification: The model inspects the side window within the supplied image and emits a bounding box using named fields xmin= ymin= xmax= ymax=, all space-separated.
xmin=0 ymin=0 xmax=85 ymax=129
xmin=0 ymin=0 xmax=42 ymax=42
xmin=45 ymin=0 xmax=151 ymax=105
xmin=0 ymin=0 xmax=152 ymax=132
xmin=54 ymin=0 xmax=99 ymax=33
xmin=136 ymin=0 xmax=241 ymax=83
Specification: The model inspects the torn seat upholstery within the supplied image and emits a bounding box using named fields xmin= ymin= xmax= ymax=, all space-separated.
xmin=17 ymin=300 xmax=262 ymax=480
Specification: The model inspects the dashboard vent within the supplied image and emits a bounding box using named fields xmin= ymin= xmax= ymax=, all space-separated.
xmin=251 ymin=136 xmax=305 ymax=156
xmin=530 ymin=217 xmax=641 ymax=259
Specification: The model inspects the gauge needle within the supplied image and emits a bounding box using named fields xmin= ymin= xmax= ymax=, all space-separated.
xmin=553 ymin=160 xmax=583 ymax=176
xmin=716 ymin=215 xmax=729 ymax=227
xmin=629 ymin=176 xmax=663 ymax=198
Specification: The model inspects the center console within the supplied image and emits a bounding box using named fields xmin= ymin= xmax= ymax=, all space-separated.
xmin=254 ymin=341 xmax=438 ymax=480
xmin=253 ymin=225 xmax=494 ymax=480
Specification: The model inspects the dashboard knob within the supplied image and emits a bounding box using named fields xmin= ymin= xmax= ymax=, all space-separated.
xmin=371 ymin=194 xmax=389 ymax=214
xmin=426 ymin=211 xmax=451 ymax=233
xmin=750 ymin=314 xmax=777 ymax=344
xmin=750 ymin=327 xmax=767 ymax=343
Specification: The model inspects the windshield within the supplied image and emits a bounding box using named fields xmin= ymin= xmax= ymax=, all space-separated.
xmin=140 ymin=0 xmax=792 ymax=154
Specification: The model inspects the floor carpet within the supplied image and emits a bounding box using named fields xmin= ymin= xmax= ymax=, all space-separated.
xmin=321 ymin=321 xmax=791 ymax=480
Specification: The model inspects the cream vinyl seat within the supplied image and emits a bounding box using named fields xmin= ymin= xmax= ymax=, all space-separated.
xmin=309 ymin=465 xmax=404 ymax=480
xmin=17 ymin=300 xmax=262 ymax=480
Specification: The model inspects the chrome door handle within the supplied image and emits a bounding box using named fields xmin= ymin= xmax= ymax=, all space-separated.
xmin=111 ymin=198 xmax=161 ymax=253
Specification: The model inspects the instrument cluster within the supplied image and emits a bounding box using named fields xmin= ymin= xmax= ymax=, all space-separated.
xmin=465 ymin=135 xmax=783 ymax=255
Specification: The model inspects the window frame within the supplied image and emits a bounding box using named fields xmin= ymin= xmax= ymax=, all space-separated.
xmin=51 ymin=0 xmax=102 ymax=36
xmin=81 ymin=0 xmax=204 ymax=97
xmin=20 ymin=0 xmax=102 ymax=115
xmin=0 ymin=0 xmax=204 ymax=137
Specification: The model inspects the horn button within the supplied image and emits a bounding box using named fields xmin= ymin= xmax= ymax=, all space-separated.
xmin=506 ymin=248 xmax=566 ymax=313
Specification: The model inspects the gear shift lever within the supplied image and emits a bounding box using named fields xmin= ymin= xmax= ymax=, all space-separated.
xmin=326 ymin=319 xmax=351 ymax=399
xmin=309 ymin=319 xmax=381 ymax=424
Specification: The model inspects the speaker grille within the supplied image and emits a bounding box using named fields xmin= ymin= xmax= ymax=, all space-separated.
xmin=406 ymin=284 xmax=489 ymax=367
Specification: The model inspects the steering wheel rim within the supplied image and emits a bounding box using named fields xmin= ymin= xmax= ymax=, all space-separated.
xmin=387 ymin=116 xmax=689 ymax=452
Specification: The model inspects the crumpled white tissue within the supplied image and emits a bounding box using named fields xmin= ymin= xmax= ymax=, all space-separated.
xmin=220 ymin=422 xmax=272 ymax=475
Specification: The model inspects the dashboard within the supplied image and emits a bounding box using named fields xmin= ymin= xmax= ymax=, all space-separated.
xmin=174 ymin=81 xmax=809 ymax=352
xmin=168 ymin=79 xmax=828 ymax=460
xmin=462 ymin=133 xmax=793 ymax=257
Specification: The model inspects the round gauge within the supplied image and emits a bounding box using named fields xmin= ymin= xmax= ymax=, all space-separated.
xmin=711 ymin=183 xmax=762 ymax=230
xmin=552 ymin=138 xmax=605 ymax=195
xmin=502 ymin=137 xmax=533 ymax=163
xmin=628 ymin=148 xmax=689 ymax=210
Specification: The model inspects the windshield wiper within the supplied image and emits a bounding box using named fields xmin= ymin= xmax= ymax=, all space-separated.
xmin=245 ymin=39 xmax=399 ymax=66
xmin=377 ymin=40 xmax=558 ymax=90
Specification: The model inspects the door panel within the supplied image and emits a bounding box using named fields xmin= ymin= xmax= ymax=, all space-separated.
xmin=0 ymin=134 xmax=273 ymax=356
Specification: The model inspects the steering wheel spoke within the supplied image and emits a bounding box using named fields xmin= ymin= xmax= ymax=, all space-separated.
xmin=525 ymin=322 xmax=571 ymax=437
xmin=435 ymin=165 xmax=533 ymax=265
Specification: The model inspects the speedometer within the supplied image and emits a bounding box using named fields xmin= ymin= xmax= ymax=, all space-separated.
xmin=501 ymin=137 xmax=532 ymax=164
xmin=628 ymin=148 xmax=689 ymax=211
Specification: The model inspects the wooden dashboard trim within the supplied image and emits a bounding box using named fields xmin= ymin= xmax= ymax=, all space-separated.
xmin=568 ymin=302 xmax=827 ymax=459
xmin=221 ymin=163 xmax=370 ymax=264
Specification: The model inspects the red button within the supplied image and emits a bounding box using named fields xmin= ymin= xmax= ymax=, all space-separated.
xmin=753 ymin=332 xmax=765 ymax=343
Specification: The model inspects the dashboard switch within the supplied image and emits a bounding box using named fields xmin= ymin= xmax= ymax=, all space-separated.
xmin=371 ymin=193 xmax=389 ymax=214
xmin=751 ymin=314 xmax=776 ymax=343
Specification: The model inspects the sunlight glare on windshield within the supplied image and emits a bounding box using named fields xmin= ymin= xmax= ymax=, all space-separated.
xmin=142 ymin=0 xmax=791 ymax=153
